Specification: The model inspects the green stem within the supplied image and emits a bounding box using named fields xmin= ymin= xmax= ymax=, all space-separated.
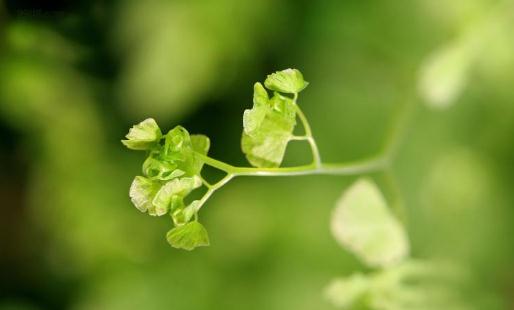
xmin=193 ymin=152 xmax=387 ymax=212
xmin=190 ymin=91 xmax=396 ymax=211
xmin=293 ymin=93 xmax=322 ymax=168
xmin=289 ymin=135 xmax=309 ymax=141
xmin=194 ymin=152 xmax=387 ymax=177
xmin=197 ymin=174 xmax=234 ymax=210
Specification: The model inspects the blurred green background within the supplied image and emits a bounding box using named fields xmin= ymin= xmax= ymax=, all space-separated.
xmin=0 ymin=0 xmax=513 ymax=309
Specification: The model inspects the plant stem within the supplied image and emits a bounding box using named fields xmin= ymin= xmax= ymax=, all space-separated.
xmin=293 ymin=93 xmax=322 ymax=168
xmin=192 ymin=91 xmax=393 ymax=210
xmin=194 ymin=152 xmax=387 ymax=177
xmin=197 ymin=173 xmax=234 ymax=210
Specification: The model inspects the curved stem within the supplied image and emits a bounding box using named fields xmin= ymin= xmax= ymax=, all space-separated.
xmin=293 ymin=93 xmax=322 ymax=168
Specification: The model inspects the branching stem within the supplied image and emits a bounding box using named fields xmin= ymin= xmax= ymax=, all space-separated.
xmin=197 ymin=173 xmax=234 ymax=210
xmin=195 ymin=152 xmax=388 ymax=177
xmin=193 ymin=86 xmax=409 ymax=212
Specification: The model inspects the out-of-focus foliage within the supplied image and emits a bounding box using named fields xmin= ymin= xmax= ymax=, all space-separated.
xmin=1 ymin=1 xmax=514 ymax=310
xmin=418 ymin=0 xmax=514 ymax=108
xmin=331 ymin=179 xmax=409 ymax=268
xmin=113 ymin=0 xmax=280 ymax=122
xmin=327 ymin=179 xmax=500 ymax=309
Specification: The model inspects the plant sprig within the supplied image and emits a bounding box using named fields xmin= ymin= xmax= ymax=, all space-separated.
xmin=122 ymin=68 xmax=391 ymax=250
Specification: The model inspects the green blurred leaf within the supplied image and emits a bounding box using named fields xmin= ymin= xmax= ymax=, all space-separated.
xmin=122 ymin=118 xmax=162 ymax=150
xmin=166 ymin=221 xmax=210 ymax=251
xmin=418 ymin=43 xmax=474 ymax=109
xmin=326 ymin=261 xmax=474 ymax=310
xmin=264 ymin=68 xmax=309 ymax=94
xmin=325 ymin=274 xmax=370 ymax=309
xmin=241 ymin=89 xmax=297 ymax=168
xmin=331 ymin=178 xmax=409 ymax=268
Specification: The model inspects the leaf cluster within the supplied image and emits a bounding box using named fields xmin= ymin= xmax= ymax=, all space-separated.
xmin=241 ymin=69 xmax=308 ymax=167
xmin=123 ymin=119 xmax=210 ymax=250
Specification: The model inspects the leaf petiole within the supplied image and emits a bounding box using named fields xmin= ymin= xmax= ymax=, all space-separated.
xmin=292 ymin=93 xmax=322 ymax=168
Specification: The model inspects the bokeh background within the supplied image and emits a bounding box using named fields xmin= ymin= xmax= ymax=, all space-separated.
xmin=1 ymin=0 xmax=514 ymax=309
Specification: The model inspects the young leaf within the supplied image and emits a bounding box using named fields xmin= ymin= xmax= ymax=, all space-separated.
xmin=122 ymin=118 xmax=162 ymax=150
xmin=162 ymin=126 xmax=209 ymax=176
xmin=129 ymin=176 xmax=161 ymax=213
xmin=331 ymin=178 xmax=409 ymax=268
xmin=142 ymin=154 xmax=183 ymax=180
xmin=241 ymin=90 xmax=296 ymax=168
xmin=164 ymin=125 xmax=192 ymax=158
xmin=172 ymin=200 xmax=201 ymax=226
xmin=264 ymin=68 xmax=309 ymax=94
xmin=191 ymin=134 xmax=210 ymax=154
xmin=166 ymin=221 xmax=210 ymax=250
xmin=152 ymin=176 xmax=202 ymax=216
xmin=252 ymin=82 xmax=269 ymax=106
xmin=243 ymin=83 xmax=268 ymax=134
xmin=191 ymin=134 xmax=210 ymax=173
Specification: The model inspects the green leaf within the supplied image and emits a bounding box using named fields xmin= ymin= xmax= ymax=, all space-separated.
xmin=243 ymin=83 xmax=268 ymax=134
xmin=166 ymin=221 xmax=210 ymax=250
xmin=163 ymin=125 xmax=192 ymax=159
xmin=161 ymin=126 xmax=209 ymax=176
xmin=252 ymin=82 xmax=269 ymax=106
xmin=151 ymin=176 xmax=202 ymax=216
xmin=172 ymin=200 xmax=201 ymax=226
xmin=264 ymin=68 xmax=309 ymax=94
xmin=191 ymin=134 xmax=210 ymax=155
xmin=122 ymin=118 xmax=162 ymax=150
xmin=418 ymin=43 xmax=473 ymax=109
xmin=129 ymin=176 xmax=161 ymax=213
xmin=142 ymin=154 xmax=184 ymax=180
xmin=241 ymin=91 xmax=296 ymax=168
xmin=191 ymin=134 xmax=210 ymax=173
xmin=331 ymin=178 xmax=409 ymax=268
xmin=325 ymin=274 xmax=370 ymax=309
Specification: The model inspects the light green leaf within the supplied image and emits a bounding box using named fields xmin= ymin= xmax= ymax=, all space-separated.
xmin=142 ymin=154 xmax=183 ymax=180
xmin=164 ymin=125 xmax=192 ymax=157
xmin=252 ymin=82 xmax=269 ymax=106
xmin=191 ymin=134 xmax=210 ymax=155
xmin=264 ymin=68 xmax=309 ymax=94
xmin=172 ymin=200 xmax=201 ymax=226
xmin=325 ymin=274 xmax=370 ymax=309
xmin=191 ymin=134 xmax=210 ymax=173
xmin=243 ymin=83 xmax=268 ymax=134
xmin=162 ymin=126 xmax=209 ymax=176
xmin=166 ymin=221 xmax=210 ymax=250
xmin=331 ymin=179 xmax=409 ymax=268
xmin=151 ymin=176 xmax=202 ymax=216
xmin=241 ymin=91 xmax=296 ymax=168
xmin=129 ymin=176 xmax=161 ymax=213
xmin=418 ymin=43 xmax=474 ymax=109
xmin=122 ymin=118 xmax=162 ymax=150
